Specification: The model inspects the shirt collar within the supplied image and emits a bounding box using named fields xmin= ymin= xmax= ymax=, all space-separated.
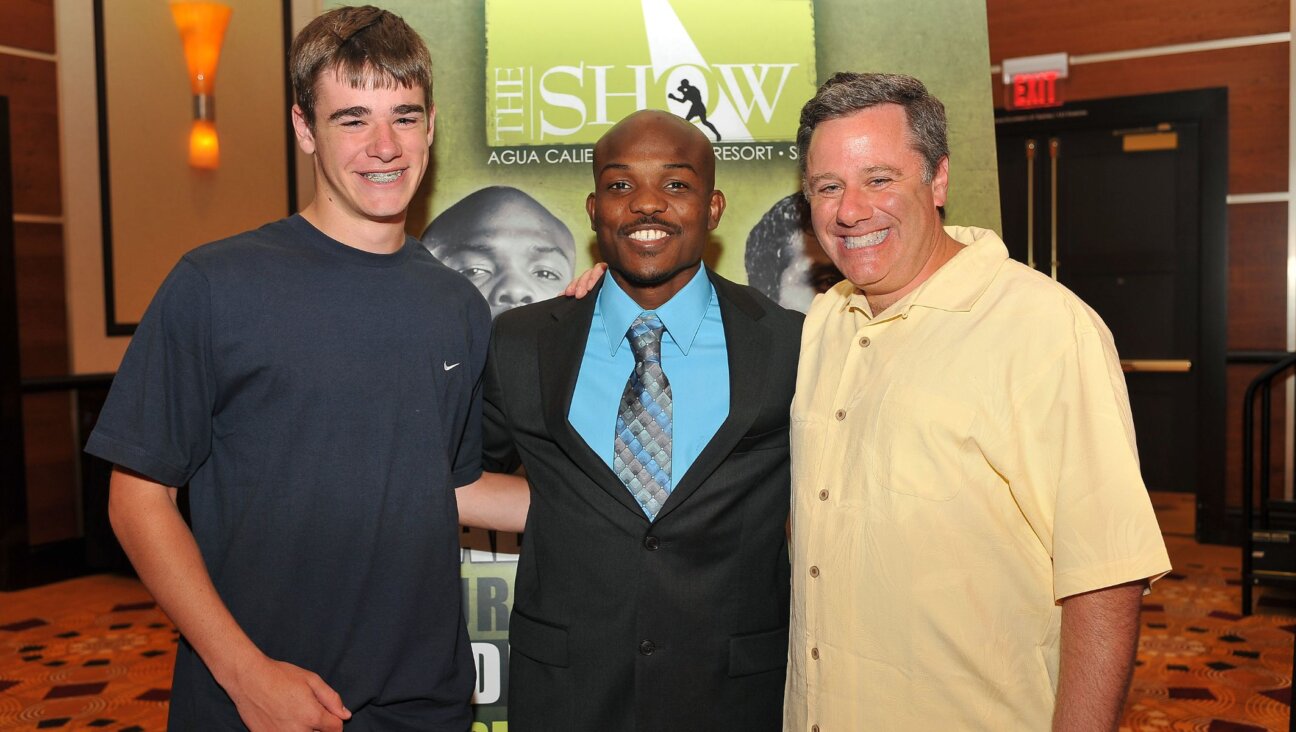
xmin=596 ymin=265 xmax=715 ymax=356
xmin=835 ymin=225 xmax=1009 ymax=319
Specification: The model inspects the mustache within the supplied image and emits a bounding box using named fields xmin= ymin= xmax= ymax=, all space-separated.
xmin=617 ymin=217 xmax=682 ymax=237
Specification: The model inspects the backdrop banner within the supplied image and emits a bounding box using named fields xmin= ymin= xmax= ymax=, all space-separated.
xmin=325 ymin=1 xmax=998 ymax=727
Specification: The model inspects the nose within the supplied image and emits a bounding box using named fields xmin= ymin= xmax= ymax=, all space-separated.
xmin=834 ymin=186 xmax=874 ymax=228
xmin=368 ymin=123 xmax=401 ymax=162
xmin=629 ymin=187 xmax=666 ymax=217
xmin=489 ymin=275 xmax=539 ymax=311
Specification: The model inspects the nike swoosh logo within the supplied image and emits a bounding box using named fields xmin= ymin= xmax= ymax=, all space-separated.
xmin=443 ymin=361 xmax=460 ymax=371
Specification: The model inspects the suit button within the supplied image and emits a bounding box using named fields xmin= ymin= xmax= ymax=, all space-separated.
xmin=818 ymin=489 xmax=829 ymax=501
xmin=809 ymin=565 xmax=820 ymax=578
xmin=812 ymin=726 xmax=820 ymax=732
xmin=639 ymin=640 xmax=656 ymax=655
xmin=834 ymin=409 xmax=846 ymax=421
xmin=859 ymin=336 xmax=871 ymax=347
xmin=644 ymin=536 xmax=660 ymax=550
xmin=811 ymin=647 xmax=820 ymax=660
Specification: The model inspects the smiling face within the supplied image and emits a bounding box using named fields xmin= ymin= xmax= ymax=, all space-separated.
xmin=587 ymin=110 xmax=726 ymax=309
xmin=292 ymin=70 xmax=434 ymax=249
xmin=804 ymin=104 xmax=950 ymax=311
xmin=425 ymin=189 xmax=575 ymax=319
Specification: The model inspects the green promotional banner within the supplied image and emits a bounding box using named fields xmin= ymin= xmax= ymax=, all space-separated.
xmin=483 ymin=0 xmax=817 ymax=147
xmin=458 ymin=529 xmax=519 ymax=728
xmin=323 ymin=1 xmax=998 ymax=726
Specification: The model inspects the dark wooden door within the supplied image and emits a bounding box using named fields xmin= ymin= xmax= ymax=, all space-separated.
xmin=997 ymin=110 xmax=1210 ymax=498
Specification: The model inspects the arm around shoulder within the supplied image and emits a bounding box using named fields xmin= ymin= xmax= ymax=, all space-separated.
xmin=456 ymin=471 xmax=530 ymax=532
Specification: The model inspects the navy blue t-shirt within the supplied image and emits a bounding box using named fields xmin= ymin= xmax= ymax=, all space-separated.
xmin=86 ymin=215 xmax=488 ymax=730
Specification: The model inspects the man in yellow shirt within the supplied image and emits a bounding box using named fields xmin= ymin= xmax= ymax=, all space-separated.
xmin=785 ymin=72 xmax=1171 ymax=731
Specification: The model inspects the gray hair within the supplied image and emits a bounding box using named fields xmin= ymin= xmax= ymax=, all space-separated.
xmin=796 ymin=72 xmax=948 ymax=183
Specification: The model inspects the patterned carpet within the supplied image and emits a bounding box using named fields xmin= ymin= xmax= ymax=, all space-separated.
xmin=1124 ymin=494 xmax=1295 ymax=732
xmin=0 ymin=493 xmax=1292 ymax=731
xmin=0 ymin=575 xmax=173 ymax=730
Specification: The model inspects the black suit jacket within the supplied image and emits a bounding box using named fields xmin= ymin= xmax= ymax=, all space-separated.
xmin=482 ymin=271 xmax=803 ymax=731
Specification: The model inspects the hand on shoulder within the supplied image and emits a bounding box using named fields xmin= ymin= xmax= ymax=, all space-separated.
xmin=563 ymin=262 xmax=607 ymax=299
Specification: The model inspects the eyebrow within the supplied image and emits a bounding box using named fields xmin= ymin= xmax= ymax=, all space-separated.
xmin=327 ymin=103 xmax=426 ymax=122
xmin=861 ymin=165 xmax=901 ymax=176
xmin=328 ymin=106 xmax=370 ymax=122
xmin=598 ymin=162 xmax=698 ymax=176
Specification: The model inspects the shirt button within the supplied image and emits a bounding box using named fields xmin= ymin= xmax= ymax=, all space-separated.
xmin=858 ymin=336 xmax=871 ymax=347
xmin=639 ymin=640 xmax=656 ymax=655
xmin=809 ymin=565 xmax=820 ymax=578
xmin=818 ymin=489 xmax=829 ymax=501
xmin=644 ymin=536 xmax=660 ymax=550
xmin=811 ymin=647 xmax=820 ymax=660
xmin=834 ymin=409 xmax=846 ymax=421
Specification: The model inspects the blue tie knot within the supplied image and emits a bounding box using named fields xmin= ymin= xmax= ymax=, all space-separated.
xmin=627 ymin=313 xmax=666 ymax=364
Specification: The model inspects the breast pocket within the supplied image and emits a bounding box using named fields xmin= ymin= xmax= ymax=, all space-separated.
xmin=872 ymin=383 xmax=976 ymax=501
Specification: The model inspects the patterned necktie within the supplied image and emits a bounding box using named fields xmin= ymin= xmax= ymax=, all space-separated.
xmin=614 ymin=313 xmax=673 ymax=520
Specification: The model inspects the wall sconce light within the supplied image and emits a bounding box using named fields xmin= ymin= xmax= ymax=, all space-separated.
xmin=171 ymin=2 xmax=232 ymax=170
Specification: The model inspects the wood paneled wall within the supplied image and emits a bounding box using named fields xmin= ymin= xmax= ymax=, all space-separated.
xmin=0 ymin=0 xmax=79 ymax=545
xmin=988 ymin=0 xmax=1291 ymax=517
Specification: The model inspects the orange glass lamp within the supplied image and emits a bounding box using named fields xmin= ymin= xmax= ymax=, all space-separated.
xmin=171 ymin=2 xmax=232 ymax=170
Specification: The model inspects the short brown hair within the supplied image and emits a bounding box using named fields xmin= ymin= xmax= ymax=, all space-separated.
xmin=290 ymin=5 xmax=433 ymax=126
xmin=796 ymin=72 xmax=948 ymax=183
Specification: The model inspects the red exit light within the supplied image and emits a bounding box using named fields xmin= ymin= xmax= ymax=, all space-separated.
xmin=1011 ymin=71 xmax=1062 ymax=109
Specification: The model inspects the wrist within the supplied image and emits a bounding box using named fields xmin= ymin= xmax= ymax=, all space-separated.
xmin=206 ymin=642 xmax=267 ymax=696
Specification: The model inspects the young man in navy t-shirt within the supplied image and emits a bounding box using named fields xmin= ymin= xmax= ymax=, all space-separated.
xmin=86 ymin=7 xmax=487 ymax=730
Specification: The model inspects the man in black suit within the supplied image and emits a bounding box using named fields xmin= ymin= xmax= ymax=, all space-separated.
xmin=463 ymin=109 xmax=801 ymax=730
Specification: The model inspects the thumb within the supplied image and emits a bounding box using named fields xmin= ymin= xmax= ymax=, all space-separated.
xmin=306 ymin=675 xmax=351 ymax=720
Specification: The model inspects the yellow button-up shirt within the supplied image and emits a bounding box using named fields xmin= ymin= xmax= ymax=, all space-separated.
xmin=784 ymin=226 xmax=1171 ymax=731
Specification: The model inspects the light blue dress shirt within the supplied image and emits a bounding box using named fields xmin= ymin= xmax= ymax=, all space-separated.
xmin=568 ymin=266 xmax=730 ymax=510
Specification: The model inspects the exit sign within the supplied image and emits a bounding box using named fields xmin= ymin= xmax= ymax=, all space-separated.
xmin=1001 ymin=52 xmax=1069 ymax=110
xmin=1011 ymin=71 xmax=1062 ymax=109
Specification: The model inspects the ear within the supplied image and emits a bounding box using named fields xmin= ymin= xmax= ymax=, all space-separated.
xmin=425 ymin=103 xmax=437 ymax=147
xmin=930 ymin=156 xmax=950 ymax=208
xmin=291 ymin=104 xmax=316 ymax=155
xmin=707 ymin=189 xmax=727 ymax=231
xmin=585 ymin=192 xmax=597 ymax=231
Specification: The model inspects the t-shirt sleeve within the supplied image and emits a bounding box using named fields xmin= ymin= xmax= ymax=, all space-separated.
xmin=448 ymin=294 xmax=490 ymax=488
xmin=85 ymin=258 xmax=215 ymax=487
xmin=480 ymin=318 xmax=522 ymax=475
xmin=1005 ymin=317 xmax=1172 ymax=602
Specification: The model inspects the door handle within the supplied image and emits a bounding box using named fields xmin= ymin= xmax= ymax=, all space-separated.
xmin=1026 ymin=139 xmax=1036 ymax=270
xmin=1120 ymin=359 xmax=1192 ymax=373
xmin=1048 ymin=138 xmax=1059 ymax=281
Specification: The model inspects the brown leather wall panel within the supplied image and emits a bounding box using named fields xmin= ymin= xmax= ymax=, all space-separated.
xmin=14 ymin=222 xmax=68 ymax=378
xmin=0 ymin=0 xmax=56 ymax=55
xmin=2 ymin=7 xmax=76 ymax=552
xmin=988 ymin=0 xmax=1288 ymax=60
xmin=0 ymin=53 xmax=60 ymax=216
xmin=22 ymin=392 xmax=79 ymax=545
xmin=1228 ymin=203 xmax=1287 ymax=351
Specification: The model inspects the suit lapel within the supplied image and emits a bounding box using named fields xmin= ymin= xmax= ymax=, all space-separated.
xmin=654 ymin=272 xmax=770 ymax=523
xmin=538 ymin=285 xmax=652 ymax=522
